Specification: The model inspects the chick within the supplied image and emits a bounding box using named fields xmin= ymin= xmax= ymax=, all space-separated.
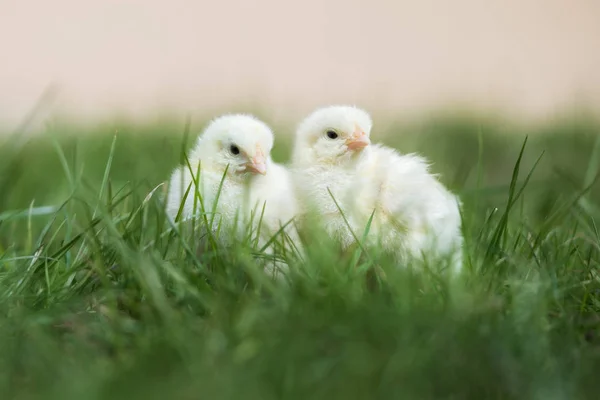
xmin=166 ymin=114 xmax=301 ymax=274
xmin=291 ymin=105 xmax=463 ymax=273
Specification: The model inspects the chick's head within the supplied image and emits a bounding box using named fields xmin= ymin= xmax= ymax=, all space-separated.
xmin=293 ymin=105 xmax=372 ymax=167
xmin=192 ymin=114 xmax=274 ymax=177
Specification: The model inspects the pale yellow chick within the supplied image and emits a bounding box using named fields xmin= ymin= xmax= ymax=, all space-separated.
xmin=166 ymin=114 xmax=302 ymax=276
xmin=291 ymin=105 xmax=463 ymax=273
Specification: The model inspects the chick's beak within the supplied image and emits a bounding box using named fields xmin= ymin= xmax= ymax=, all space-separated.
xmin=245 ymin=151 xmax=267 ymax=175
xmin=346 ymin=129 xmax=370 ymax=151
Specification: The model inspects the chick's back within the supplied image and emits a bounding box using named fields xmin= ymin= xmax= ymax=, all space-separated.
xmin=352 ymin=145 xmax=463 ymax=263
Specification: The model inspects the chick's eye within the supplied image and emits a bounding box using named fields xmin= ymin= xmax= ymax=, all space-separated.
xmin=326 ymin=130 xmax=338 ymax=139
xmin=229 ymin=144 xmax=240 ymax=155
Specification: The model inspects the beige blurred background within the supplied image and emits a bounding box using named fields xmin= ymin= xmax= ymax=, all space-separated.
xmin=1 ymin=0 xmax=600 ymax=130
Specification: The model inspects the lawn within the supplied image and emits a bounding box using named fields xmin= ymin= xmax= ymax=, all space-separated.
xmin=0 ymin=109 xmax=599 ymax=399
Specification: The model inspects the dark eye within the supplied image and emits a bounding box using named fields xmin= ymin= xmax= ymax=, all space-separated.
xmin=230 ymin=144 xmax=240 ymax=155
xmin=326 ymin=130 xmax=338 ymax=139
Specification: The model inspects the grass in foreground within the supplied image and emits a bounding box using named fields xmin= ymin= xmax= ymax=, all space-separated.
xmin=0 ymin=112 xmax=600 ymax=399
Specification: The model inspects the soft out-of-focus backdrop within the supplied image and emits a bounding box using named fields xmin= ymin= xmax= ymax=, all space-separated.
xmin=2 ymin=0 xmax=600 ymax=129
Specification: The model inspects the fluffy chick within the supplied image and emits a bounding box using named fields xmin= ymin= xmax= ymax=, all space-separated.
xmin=291 ymin=105 xmax=463 ymax=273
xmin=166 ymin=114 xmax=301 ymax=272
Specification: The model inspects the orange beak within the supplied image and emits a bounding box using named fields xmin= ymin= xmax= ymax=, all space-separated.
xmin=245 ymin=148 xmax=267 ymax=175
xmin=346 ymin=128 xmax=370 ymax=151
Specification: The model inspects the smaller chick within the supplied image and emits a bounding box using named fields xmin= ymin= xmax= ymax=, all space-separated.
xmin=166 ymin=114 xmax=301 ymax=274
xmin=292 ymin=105 xmax=463 ymax=273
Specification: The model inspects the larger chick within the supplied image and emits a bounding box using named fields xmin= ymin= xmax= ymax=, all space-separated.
xmin=291 ymin=105 xmax=463 ymax=273
xmin=166 ymin=114 xmax=301 ymax=271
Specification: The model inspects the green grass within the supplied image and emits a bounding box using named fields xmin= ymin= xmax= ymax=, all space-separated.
xmin=1 ymin=110 xmax=600 ymax=399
